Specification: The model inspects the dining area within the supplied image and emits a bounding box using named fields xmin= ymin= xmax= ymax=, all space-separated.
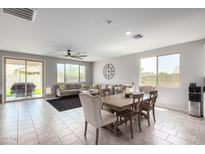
xmin=79 ymin=86 xmax=158 ymax=145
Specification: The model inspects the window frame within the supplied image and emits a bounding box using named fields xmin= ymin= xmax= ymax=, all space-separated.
xmin=65 ymin=64 xmax=80 ymax=83
xmin=79 ymin=65 xmax=86 ymax=83
xmin=57 ymin=63 xmax=65 ymax=84
xmin=56 ymin=63 xmax=86 ymax=84
xmin=139 ymin=52 xmax=181 ymax=88
xmin=140 ymin=56 xmax=157 ymax=86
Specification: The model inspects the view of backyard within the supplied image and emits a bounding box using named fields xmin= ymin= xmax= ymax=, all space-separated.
xmin=140 ymin=54 xmax=180 ymax=88
xmin=5 ymin=58 xmax=43 ymax=101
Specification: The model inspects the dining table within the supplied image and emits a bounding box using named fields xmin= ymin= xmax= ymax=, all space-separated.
xmin=102 ymin=93 xmax=150 ymax=136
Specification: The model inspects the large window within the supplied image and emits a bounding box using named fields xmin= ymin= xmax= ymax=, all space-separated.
xmin=80 ymin=65 xmax=86 ymax=82
xmin=66 ymin=64 xmax=79 ymax=83
xmin=158 ymin=54 xmax=180 ymax=87
xmin=57 ymin=64 xmax=65 ymax=83
xmin=57 ymin=63 xmax=86 ymax=83
xmin=140 ymin=53 xmax=180 ymax=88
xmin=5 ymin=58 xmax=44 ymax=102
xmin=140 ymin=57 xmax=157 ymax=86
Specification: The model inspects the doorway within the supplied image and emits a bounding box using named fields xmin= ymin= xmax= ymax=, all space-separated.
xmin=4 ymin=57 xmax=44 ymax=102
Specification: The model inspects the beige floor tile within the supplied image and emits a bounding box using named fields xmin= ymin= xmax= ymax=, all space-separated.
xmin=166 ymin=135 xmax=187 ymax=145
xmin=37 ymin=131 xmax=57 ymax=143
xmin=161 ymin=126 xmax=178 ymax=135
xmin=176 ymin=132 xmax=197 ymax=143
xmin=18 ymin=132 xmax=38 ymax=144
xmin=60 ymin=133 xmax=79 ymax=145
xmin=152 ymin=129 xmax=169 ymax=139
xmin=55 ymin=128 xmax=73 ymax=138
xmin=40 ymin=137 xmax=62 ymax=145
xmin=1 ymin=98 xmax=205 ymax=145
xmin=150 ymin=136 xmax=171 ymax=145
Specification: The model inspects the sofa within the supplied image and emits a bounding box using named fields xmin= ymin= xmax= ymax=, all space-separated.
xmin=56 ymin=83 xmax=82 ymax=97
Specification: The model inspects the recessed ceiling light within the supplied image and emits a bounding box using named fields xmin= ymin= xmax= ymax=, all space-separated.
xmin=125 ymin=32 xmax=132 ymax=35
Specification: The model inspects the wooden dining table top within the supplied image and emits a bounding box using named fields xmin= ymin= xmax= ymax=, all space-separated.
xmin=103 ymin=93 xmax=150 ymax=111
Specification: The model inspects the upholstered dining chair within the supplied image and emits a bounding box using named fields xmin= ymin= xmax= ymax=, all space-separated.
xmin=79 ymin=93 xmax=117 ymax=145
xmin=117 ymin=93 xmax=144 ymax=139
xmin=141 ymin=90 xmax=158 ymax=126
xmin=139 ymin=85 xmax=156 ymax=94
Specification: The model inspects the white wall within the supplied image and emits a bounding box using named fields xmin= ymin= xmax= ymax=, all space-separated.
xmin=93 ymin=39 xmax=205 ymax=111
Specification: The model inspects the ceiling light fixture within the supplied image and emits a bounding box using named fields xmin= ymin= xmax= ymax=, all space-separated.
xmin=125 ymin=31 xmax=132 ymax=35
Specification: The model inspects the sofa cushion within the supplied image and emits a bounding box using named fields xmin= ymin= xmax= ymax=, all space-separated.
xmin=59 ymin=84 xmax=65 ymax=91
xmin=92 ymin=83 xmax=98 ymax=89
xmin=60 ymin=89 xmax=79 ymax=96
xmin=64 ymin=84 xmax=81 ymax=90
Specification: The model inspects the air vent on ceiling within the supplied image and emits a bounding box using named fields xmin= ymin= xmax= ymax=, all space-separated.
xmin=132 ymin=34 xmax=143 ymax=39
xmin=3 ymin=8 xmax=36 ymax=21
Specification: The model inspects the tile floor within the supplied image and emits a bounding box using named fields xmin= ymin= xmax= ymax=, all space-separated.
xmin=0 ymin=98 xmax=205 ymax=145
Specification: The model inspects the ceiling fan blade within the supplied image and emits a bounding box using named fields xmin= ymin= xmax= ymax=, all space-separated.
xmin=71 ymin=52 xmax=81 ymax=56
xmin=71 ymin=55 xmax=87 ymax=57
xmin=71 ymin=56 xmax=83 ymax=59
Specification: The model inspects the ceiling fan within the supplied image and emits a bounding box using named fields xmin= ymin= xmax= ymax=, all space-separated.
xmin=65 ymin=50 xmax=87 ymax=59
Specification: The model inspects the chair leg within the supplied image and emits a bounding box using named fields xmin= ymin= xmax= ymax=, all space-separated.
xmin=95 ymin=128 xmax=99 ymax=145
xmin=113 ymin=122 xmax=117 ymax=134
xmin=153 ymin=108 xmax=156 ymax=123
xmin=130 ymin=118 xmax=134 ymax=139
xmin=84 ymin=121 xmax=88 ymax=136
xmin=147 ymin=110 xmax=150 ymax=126
xmin=138 ymin=114 xmax=142 ymax=132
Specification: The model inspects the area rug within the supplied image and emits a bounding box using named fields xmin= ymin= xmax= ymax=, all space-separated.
xmin=47 ymin=95 xmax=82 ymax=112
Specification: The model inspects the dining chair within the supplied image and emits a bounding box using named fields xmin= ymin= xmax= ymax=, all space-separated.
xmin=79 ymin=93 xmax=117 ymax=145
xmin=139 ymin=85 xmax=156 ymax=94
xmin=100 ymin=88 xmax=111 ymax=97
xmin=141 ymin=90 xmax=158 ymax=126
xmin=117 ymin=93 xmax=144 ymax=139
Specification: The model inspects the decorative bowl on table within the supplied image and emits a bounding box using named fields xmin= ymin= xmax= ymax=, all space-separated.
xmin=124 ymin=87 xmax=134 ymax=98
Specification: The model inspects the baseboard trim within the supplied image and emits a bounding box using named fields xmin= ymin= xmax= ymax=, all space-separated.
xmin=156 ymin=104 xmax=188 ymax=114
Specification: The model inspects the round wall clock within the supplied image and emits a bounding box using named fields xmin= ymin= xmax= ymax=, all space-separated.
xmin=103 ymin=63 xmax=115 ymax=80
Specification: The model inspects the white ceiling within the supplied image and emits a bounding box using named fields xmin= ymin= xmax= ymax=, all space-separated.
xmin=0 ymin=8 xmax=205 ymax=62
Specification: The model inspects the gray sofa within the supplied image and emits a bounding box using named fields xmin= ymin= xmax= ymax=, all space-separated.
xmin=56 ymin=83 xmax=82 ymax=97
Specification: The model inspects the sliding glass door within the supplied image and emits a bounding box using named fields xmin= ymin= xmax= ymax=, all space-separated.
xmin=4 ymin=58 xmax=44 ymax=102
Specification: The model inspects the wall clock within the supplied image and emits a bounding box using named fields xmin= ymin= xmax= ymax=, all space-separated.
xmin=103 ymin=63 xmax=115 ymax=80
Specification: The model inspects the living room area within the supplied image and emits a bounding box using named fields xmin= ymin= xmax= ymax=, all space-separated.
xmin=1 ymin=6 xmax=205 ymax=147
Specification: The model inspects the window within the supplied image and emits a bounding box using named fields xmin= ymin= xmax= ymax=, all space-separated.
xmin=140 ymin=53 xmax=180 ymax=88
xmin=140 ymin=57 xmax=157 ymax=86
xmin=158 ymin=54 xmax=180 ymax=87
xmin=80 ymin=65 xmax=86 ymax=82
xmin=57 ymin=64 xmax=65 ymax=83
xmin=57 ymin=63 xmax=86 ymax=83
xmin=66 ymin=64 xmax=79 ymax=83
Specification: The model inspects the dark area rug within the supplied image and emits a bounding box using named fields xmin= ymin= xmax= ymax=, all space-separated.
xmin=47 ymin=95 xmax=81 ymax=112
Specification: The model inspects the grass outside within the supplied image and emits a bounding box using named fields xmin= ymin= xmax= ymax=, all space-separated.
xmin=6 ymin=89 xmax=42 ymax=97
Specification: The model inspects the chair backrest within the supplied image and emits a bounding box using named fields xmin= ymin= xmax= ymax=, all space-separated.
xmin=79 ymin=93 xmax=103 ymax=128
xmin=131 ymin=93 xmax=144 ymax=113
xmin=149 ymin=90 xmax=158 ymax=106
xmin=100 ymin=88 xmax=111 ymax=97
xmin=139 ymin=86 xmax=156 ymax=94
